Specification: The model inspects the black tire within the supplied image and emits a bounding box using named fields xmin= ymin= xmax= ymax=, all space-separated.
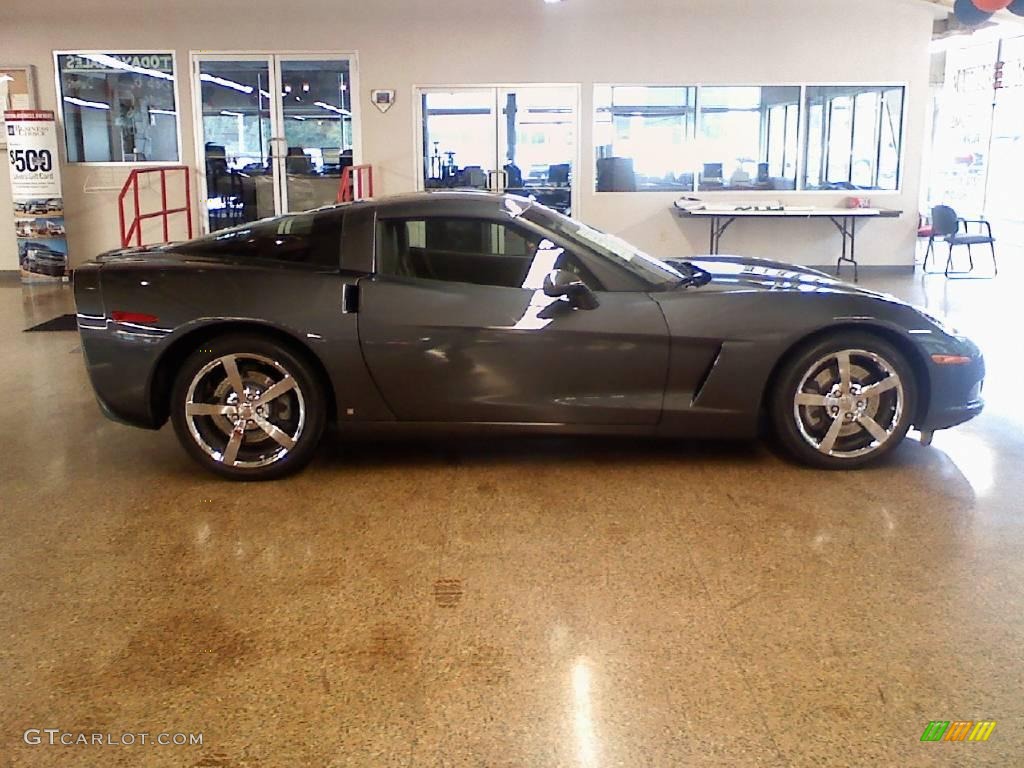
xmin=170 ymin=334 xmax=327 ymax=480
xmin=770 ymin=332 xmax=917 ymax=470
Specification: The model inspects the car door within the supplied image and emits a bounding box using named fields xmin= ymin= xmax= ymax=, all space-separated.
xmin=356 ymin=210 xmax=670 ymax=425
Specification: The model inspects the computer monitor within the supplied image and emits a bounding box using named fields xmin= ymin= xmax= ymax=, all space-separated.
xmin=703 ymin=163 xmax=724 ymax=182
xmin=547 ymin=164 xmax=571 ymax=185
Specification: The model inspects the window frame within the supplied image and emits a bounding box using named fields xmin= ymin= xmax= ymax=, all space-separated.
xmin=593 ymin=82 xmax=907 ymax=195
xmin=593 ymin=84 xmax=699 ymax=193
xmin=803 ymin=83 xmax=907 ymax=193
xmin=695 ymin=84 xmax=803 ymax=192
xmin=53 ymin=49 xmax=185 ymax=166
xmin=411 ymin=82 xmax=581 ymax=218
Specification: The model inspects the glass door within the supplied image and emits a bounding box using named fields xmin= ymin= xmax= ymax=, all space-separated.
xmin=194 ymin=53 xmax=357 ymax=233
xmin=498 ymin=86 xmax=576 ymax=215
xmin=276 ymin=56 xmax=355 ymax=214
xmin=195 ymin=56 xmax=277 ymax=232
xmin=419 ymin=85 xmax=577 ymax=215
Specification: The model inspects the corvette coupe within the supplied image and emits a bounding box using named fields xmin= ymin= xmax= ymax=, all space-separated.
xmin=74 ymin=192 xmax=984 ymax=479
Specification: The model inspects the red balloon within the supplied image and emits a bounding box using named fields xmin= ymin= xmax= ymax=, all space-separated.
xmin=971 ymin=0 xmax=1011 ymax=10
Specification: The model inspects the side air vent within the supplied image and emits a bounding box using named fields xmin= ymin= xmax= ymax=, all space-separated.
xmin=342 ymin=283 xmax=360 ymax=314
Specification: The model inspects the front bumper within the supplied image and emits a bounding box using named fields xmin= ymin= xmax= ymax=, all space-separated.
xmin=917 ymin=347 xmax=986 ymax=432
xmin=920 ymin=396 xmax=984 ymax=432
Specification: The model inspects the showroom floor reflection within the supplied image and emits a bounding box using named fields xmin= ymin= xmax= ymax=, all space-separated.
xmin=2 ymin=257 xmax=1023 ymax=767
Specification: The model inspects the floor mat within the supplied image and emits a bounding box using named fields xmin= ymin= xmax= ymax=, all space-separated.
xmin=24 ymin=314 xmax=78 ymax=332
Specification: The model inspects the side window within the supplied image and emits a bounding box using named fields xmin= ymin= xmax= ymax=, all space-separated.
xmin=180 ymin=211 xmax=342 ymax=267
xmin=377 ymin=217 xmax=599 ymax=289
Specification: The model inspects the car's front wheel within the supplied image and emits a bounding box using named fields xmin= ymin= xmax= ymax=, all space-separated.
xmin=170 ymin=334 xmax=327 ymax=480
xmin=771 ymin=332 xmax=917 ymax=469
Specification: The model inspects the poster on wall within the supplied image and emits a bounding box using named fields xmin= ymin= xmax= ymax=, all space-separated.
xmin=5 ymin=110 xmax=68 ymax=283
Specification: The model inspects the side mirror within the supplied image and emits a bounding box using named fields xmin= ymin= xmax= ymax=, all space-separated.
xmin=542 ymin=269 xmax=599 ymax=310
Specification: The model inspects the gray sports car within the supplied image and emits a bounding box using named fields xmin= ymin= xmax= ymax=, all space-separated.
xmin=74 ymin=192 xmax=984 ymax=480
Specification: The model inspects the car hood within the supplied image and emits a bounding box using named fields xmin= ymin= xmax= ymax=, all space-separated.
xmin=670 ymin=255 xmax=893 ymax=300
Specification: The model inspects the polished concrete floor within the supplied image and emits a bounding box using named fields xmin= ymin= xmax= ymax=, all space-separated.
xmin=2 ymin=253 xmax=1023 ymax=767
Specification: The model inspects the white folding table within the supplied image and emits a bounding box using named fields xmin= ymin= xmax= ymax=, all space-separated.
xmin=672 ymin=206 xmax=903 ymax=282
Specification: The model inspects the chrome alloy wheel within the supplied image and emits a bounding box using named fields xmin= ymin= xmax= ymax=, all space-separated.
xmin=791 ymin=348 xmax=904 ymax=459
xmin=184 ymin=353 xmax=306 ymax=469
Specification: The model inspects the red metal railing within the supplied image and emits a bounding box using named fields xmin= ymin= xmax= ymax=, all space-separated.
xmin=336 ymin=164 xmax=374 ymax=203
xmin=118 ymin=166 xmax=194 ymax=248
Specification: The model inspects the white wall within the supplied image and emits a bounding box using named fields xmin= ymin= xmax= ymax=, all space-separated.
xmin=0 ymin=152 xmax=16 ymax=269
xmin=0 ymin=0 xmax=934 ymax=270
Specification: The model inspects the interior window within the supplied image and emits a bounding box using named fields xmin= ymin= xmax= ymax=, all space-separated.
xmin=376 ymin=217 xmax=597 ymax=290
xmin=594 ymin=85 xmax=697 ymax=192
xmin=804 ymin=85 xmax=905 ymax=191
xmin=57 ymin=52 xmax=180 ymax=163
xmin=697 ymin=86 xmax=801 ymax=191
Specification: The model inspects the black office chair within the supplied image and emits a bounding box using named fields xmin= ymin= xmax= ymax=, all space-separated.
xmin=596 ymin=157 xmax=636 ymax=192
xmin=285 ymin=147 xmax=314 ymax=175
xmin=925 ymin=205 xmax=997 ymax=278
xmin=503 ymin=162 xmax=524 ymax=190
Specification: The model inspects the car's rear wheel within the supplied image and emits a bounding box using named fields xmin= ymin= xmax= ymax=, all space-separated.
xmin=170 ymin=334 xmax=326 ymax=480
xmin=771 ymin=332 xmax=917 ymax=469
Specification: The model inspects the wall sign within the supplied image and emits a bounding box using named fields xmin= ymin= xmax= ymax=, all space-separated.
xmin=371 ymin=89 xmax=396 ymax=113
xmin=5 ymin=110 xmax=68 ymax=282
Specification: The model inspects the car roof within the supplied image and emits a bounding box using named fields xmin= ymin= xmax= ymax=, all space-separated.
xmin=184 ymin=191 xmax=541 ymax=246
xmin=318 ymin=190 xmax=536 ymax=217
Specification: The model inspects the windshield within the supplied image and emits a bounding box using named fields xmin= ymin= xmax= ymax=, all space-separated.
xmin=524 ymin=207 xmax=685 ymax=288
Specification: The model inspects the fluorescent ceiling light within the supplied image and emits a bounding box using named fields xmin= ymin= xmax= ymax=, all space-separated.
xmin=220 ymin=110 xmax=244 ymax=117
xmin=83 ymin=53 xmax=174 ymax=81
xmin=149 ymin=108 xmax=177 ymax=116
xmin=200 ymin=73 xmax=254 ymax=94
xmin=314 ymin=100 xmax=351 ymax=116
xmin=64 ymin=96 xmax=110 ymax=110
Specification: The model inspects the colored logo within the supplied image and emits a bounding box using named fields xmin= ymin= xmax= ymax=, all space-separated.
xmin=921 ymin=721 xmax=996 ymax=742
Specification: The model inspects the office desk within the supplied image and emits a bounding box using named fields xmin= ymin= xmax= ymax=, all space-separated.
xmin=672 ymin=206 xmax=903 ymax=281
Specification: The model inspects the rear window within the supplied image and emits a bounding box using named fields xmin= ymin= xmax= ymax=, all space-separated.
xmin=174 ymin=210 xmax=342 ymax=267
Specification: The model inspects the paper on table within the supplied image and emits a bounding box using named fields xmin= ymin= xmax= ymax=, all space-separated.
xmin=673 ymin=198 xmax=706 ymax=211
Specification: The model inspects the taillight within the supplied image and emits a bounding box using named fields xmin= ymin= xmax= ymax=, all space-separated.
xmin=111 ymin=311 xmax=159 ymax=324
